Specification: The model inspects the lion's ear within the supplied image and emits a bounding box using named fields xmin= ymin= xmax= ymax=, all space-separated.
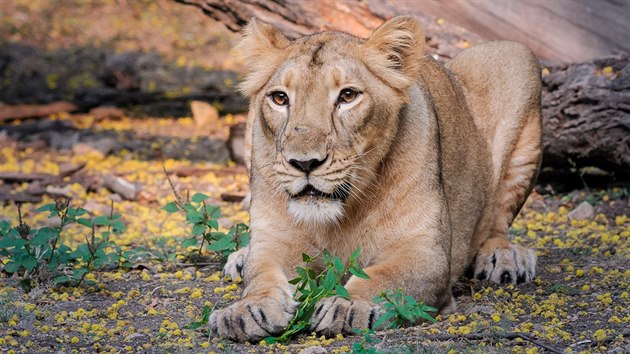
xmin=235 ymin=18 xmax=290 ymax=96
xmin=364 ymin=16 xmax=424 ymax=90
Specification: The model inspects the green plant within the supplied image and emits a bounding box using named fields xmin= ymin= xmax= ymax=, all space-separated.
xmin=372 ymin=288 xmax=437 ymax=329
xmin=56 ymin=204 xmax=127 ymax=286
xmin=184 ymin=304 xmax=212 ymax=330
xmin=0 ymin=199 xmax=127 ymax=288
xmin=351 ymin=329 xmax=382 ymax=354
xmin=162 ymin=192 xmax=250 ymax=263
xmin=265 ymin=247 xmax=369 ymax=343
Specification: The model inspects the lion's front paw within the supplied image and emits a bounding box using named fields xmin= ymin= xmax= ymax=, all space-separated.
xmin=209 ymin=289 xmax=297 ymax=342
xmin=310 ymin=296 xmax=381 ymax=336
xmin=474 ymin=238 xmax=536 ymax=284
xmin=222 ymin=246 xmax=249 ymax=281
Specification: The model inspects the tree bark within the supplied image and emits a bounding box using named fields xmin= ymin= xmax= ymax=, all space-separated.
xmin=178 ymin=0 xmax=630 ymax=174
xmin=541 ymin=55 xmax=630 ymax=174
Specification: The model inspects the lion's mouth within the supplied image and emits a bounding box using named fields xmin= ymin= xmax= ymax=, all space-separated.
xmin=290 ymin=184 xmax=350 ymax=201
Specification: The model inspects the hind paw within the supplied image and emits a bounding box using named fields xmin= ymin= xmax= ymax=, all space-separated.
xmin=473 ymin=238 xmax=536 ymax=284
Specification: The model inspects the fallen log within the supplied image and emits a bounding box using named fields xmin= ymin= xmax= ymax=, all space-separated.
xmin=541 ymin=55 xmax=630 ymax=174
xmin=175 ymin=0 xmax=482 ymax=61
xmin=179 ymin=0 xmax=630 ymax=175
xmin=177 ymin=0 xmax=630 ymax=64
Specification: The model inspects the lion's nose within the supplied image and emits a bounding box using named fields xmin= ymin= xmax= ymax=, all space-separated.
xmin=289 ymin=157 xmax=327 ymax=173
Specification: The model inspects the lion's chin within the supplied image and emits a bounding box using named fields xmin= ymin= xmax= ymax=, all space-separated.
xmin=287 ymin=198 xmax=344 ymax=225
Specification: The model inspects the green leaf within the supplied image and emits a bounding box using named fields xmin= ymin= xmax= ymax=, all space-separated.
xmin=238 ymin=233 xmax=250 ymax=248
xmin=111 ymin=221 xmax=126 ymax=233
xmin=205 ymin=219 xmax=219 ymax=230
xmin=350 ymin=247 xmax=361 ymax=262
xmin=333 ymin=256 xmax=344 ymax=275
xmin=54 ymin=274 xmax=71 ymax=284
xmin=321 ymin=270 xmax=336 ymax=290
xmin=302 ymin=253 xmax=312 ymax=262
xmin=207 ymin=236 xmax=236 ymax=252
xmin=73 ymin=268 xmax=88 ymax=278
xmin=31 ymin=228 xmax=55 ymax=246
xmin=322 ymin=249 xmax=332 ymax=267
xmin=19 ymin=254 xmax=38 ymax=271
xmin=70 ymin=244 xmax=90 ymax=260
xmin=372 ymin=310 xmax=396 ymax=329
xmin=4 ymin=261 xmax=20 ymax=273
xmin=335 ymin=285 xmax=350 ymax=300
xmin=349 ymin=266 xmax=370 ymax=280
xmin=68 ymin=207 xmax=88 ymax=217
xmin=182 ymin=237 xmax=198 ymax=248
xmin=418 ymin=311 xmax=437 ymax=323
xmin=205 ymin=205 xmax=221 ymax=218
xmin=0 ymin=220 xmax=11 ymax=232
xmin=185 ymin=210 xmax=204 ymax=224
xmin=191 ymin=193 xmax=210 ymax=203
xmin=162 ymin=202 xmax=180 ymax=213
xmin=192 ymin=224 xmax=206 ymax=236
xmin=77 ymin=218 xmax=92 ymax=227
xmin=92 ymin=216 xmax=110 ymax=226
xmin=0 ymin=236 xmax=25 ymax=249
xmin=36 ymin=204 xmax=56 ymax=213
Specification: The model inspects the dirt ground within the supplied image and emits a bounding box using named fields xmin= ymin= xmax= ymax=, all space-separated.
xmin=0 ymin=114 xmax=628 ymax=354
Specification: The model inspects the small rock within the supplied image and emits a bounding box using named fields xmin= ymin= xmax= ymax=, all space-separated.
xmin=124 ymin=333 xmax=147 ymax=341
xmin=108 ymin=193 xmax=123 ymax=203
xmin=72 ymin=143 xmax=104 ymax=158
xmin=465 ymin=305 xmax=495 ymax=315
xmin=51 ymin=131 xmax=80 ymax=150
xmin=299 ymin=346 xmax=327 ymax=354
xmin=191 ymin=100 xmax=219 ymax=132
xmin=44 ymin=216 xmax=62 ymax=228
xmin=103 ymin=174 xmax=139 ymax=201
xmin=136 ymin=190 xmax=158 ymax=203
xmin=58 ymin=162 xmax=85 ymax=177
xmin=568 ymin=201 xmax=594 ymax=220
xmin=88 ymin=137 xmax=117 ymax=156
xmin=45 ymin=185 xmax=71 ymax=197
xmin=82 ymin=200 xmax=109 ymax=215
xmin=228 ymin=122 xmax=246 ymax=165
xmin=219 ymin=217 xmax=234 ymax=229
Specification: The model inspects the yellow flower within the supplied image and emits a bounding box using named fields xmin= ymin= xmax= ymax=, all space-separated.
xmin=593 ymin=329 xmax=606 ymax=341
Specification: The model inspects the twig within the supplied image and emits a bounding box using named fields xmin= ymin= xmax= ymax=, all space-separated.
xmin=412 ymin=331 xmax=563 ymax=354
xmin=571 ymin=331 xmax=630 ymax=349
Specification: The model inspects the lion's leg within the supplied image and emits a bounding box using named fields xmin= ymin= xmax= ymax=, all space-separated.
xmin=209 ymin=240 xmax=303 ymax=342
xmin=473 ymin=110 xmax=542 ymax=284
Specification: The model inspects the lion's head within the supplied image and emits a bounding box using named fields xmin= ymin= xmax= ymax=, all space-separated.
xmin=237 ymin=17 xmax=425 ymax=224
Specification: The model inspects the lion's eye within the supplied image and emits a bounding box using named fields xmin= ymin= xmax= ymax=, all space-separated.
xmin=337 ymin=88 xmax=359 ymax=104
xmin=270 ymin=91 xmax=289 ymax=106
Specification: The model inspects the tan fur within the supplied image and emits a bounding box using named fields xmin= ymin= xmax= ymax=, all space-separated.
xmin=211 ymin=16 xmax=542 ymax=341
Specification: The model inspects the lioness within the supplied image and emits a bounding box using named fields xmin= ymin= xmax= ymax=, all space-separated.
xmin=211 ymin=16 xmax=541 ymax=341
